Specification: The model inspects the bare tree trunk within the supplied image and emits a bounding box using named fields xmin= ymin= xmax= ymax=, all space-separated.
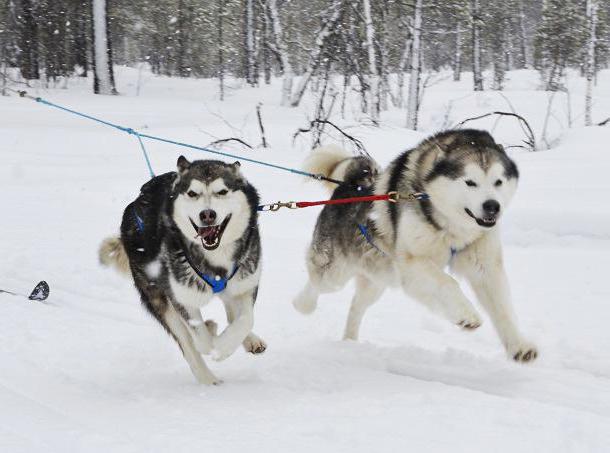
xmin=289 ymin=0 xmax=343 ymax=107
xmin=406 ymin=0 xmax=422 ymax=130
xmin=92 ymin=0 xmax=116 ymax=94
xmin=396 ymin=18 xmax=412 ymax=109
xmin=244 ymin=0 xmax=257 ymax=86
xmin=453 ymin=22 xmax=462 ymax=81
xmin=584 ymin=0 xmax=598 ymax=126
xmin=19 ymin=0 xmax=39 ymax=80
xmin=362 ymin=0 xmax=379 ymax=123
xmin=175 ymin=0 xmax=190 ymax=77
xmin=218 ymin=0 xmax=225 ymax=100
xmin=261 ymin=0 xmax=271 ymax=85
xmin=471 ymin=0 xmax=483 ymax=91
xmin=517 ymin=0 xmax=529 ymax=69
xmin=74 ymin=0 xmax=89 ymax=76
xmin=268 ymin=0 xmax=294 ymax=106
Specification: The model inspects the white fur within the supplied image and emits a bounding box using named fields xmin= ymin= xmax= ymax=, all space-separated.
xmin=173 ymin=178 xmax=251 ymax=249
xmin=302 ymin=144 xmax=354 ymax=192
xmin=295 ymin=145 xmax=537 ymax=363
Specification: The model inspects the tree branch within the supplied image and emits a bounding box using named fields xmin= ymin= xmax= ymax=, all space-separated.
xmin=454 ymin=111 xmax=536 ymax=151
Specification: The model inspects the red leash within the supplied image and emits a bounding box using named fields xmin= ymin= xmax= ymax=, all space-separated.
xmin=258 ymin=191 xmax=429 ymax=212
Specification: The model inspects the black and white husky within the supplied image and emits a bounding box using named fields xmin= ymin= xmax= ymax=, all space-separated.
xmin=99 ymin=157 xmax=266 ymax=384
xmin=293 ymin=129 xmax=538 ymax=362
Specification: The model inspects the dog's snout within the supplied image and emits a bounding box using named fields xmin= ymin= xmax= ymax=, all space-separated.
xmin=482 ymin=199 xmax=500 ymax=215
xmin=199 ymin=209 xmax=217 ymax=225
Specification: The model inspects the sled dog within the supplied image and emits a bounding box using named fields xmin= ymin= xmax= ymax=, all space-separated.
xmin=100 ymin=157 xmax=266 ymax=384
xmin=293 ymin=130 xmax=537 ymax=362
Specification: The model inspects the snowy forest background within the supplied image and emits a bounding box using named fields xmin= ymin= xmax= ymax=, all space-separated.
xmin=1 ymin=0 xmax=608 ymax=130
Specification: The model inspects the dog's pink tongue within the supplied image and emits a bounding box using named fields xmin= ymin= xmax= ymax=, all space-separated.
xmin=199 ymin=226 xmax=216 ymax=239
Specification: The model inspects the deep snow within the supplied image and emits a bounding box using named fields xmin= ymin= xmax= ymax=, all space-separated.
xmin=1 ymin=68 xmax=610 ymax=452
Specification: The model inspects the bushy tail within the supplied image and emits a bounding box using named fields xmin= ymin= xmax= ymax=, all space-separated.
xmin=98 ymin=236 xmax=131 ymax=276
xmin=302 ymin=144 xmax=354 ymax=193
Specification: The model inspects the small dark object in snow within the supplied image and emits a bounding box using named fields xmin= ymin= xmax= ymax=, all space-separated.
xmin=28 ymin=281 xmax=50 ymax=301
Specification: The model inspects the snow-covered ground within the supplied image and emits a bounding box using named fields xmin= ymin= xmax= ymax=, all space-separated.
xmin=1 ymin=68 xmax=610 ymax=452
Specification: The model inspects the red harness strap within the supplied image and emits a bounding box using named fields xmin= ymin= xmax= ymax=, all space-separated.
xmin=295 ymin=193 xmax=393 ymax=208
xmin=257 ymin=191 xmax=430 ymax=212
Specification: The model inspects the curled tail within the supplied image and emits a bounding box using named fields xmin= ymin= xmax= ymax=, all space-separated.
xmin=302 ymin=144 xmax=355 ymax=193
xmin=99 ymin=236 xmax=131 ymax=276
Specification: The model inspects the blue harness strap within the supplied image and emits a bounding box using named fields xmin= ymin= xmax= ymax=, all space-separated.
xmin=357 ymin=223 xmax=387 ymax=256
xmin=134 ymin=207 xmax=145 ymax=233
xmin=180 ymin=245 xmax=239 ymax=294
xmin=198 ymin=265 xmax=239 ymax=294
xmin=358 ymin=223 xmax=460 ymax=262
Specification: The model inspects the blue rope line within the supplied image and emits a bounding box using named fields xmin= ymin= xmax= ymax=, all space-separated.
xmin=134 ymin=132 xmax=155 ymax=178
xmin=32 ymin=96 xmax=322 ymax=181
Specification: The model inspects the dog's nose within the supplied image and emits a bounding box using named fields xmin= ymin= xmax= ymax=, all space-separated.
xmin=482 ymin=200 xmax=501 ymax=215
xmin=199 ymin=209 xmax=217 ymax=225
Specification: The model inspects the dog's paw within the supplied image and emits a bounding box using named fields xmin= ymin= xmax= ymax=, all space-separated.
xmin=508 ymin=340 xmax=538 ymax=363
xmin=457 ymin=318 xmax=482 ymax=330
xmin=204 ymin=319 xmax=218 ymax=337
xmin=293 ymin=290 xmax=317 ymax=315
xmin=194 ymin=371 xmax=223 ymax=386
xmin=454 ymin=308 xmax=482 ymax=330
xmin=201 ymin=376 xmax=223 ymax=386
xmin=243 ymin=334 xmax=267 ymax=354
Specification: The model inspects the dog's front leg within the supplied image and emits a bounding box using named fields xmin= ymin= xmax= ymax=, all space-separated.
xmin=451 ymin=233 xmax=538 ymax=362
xmin=398 ymin=255 xmax=482 ymax=329
xmin=212 ymin=289 xmax=255 ymax=361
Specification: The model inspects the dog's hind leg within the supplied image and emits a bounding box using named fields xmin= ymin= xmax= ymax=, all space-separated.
xmin=158 ymin=301 xmax=221 ymax=385
xmin=221 ymin=297 xmax=267 ymax=354
xmin=293 ymin=250 xmax=351 ymax=314
xmin=343 ymin=275 xmax=384 ymax=341
xmin=293 ymin=281 xmax=320 ymax=314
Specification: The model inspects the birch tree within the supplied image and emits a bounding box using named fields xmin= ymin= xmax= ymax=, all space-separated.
xmin=362 ymin=0 xmax=379 ymax=122
xmin=217 ymin=0 xmax=225 ymax=100
xmin=92 ymin=0 xmax=116 ymax=94
xmin=267 ymin=0 xmax=294 ymax=106
xmin=406 ymin=0 xmax=422 ymax=130
xmin=471 ymin=0 xmax=483 ymax=91
xmin=453 ymin=22 xmax=462 ymax=81
xmin=584 ymin=0 xmax=598 ymax=126
xmin=290 ymin=0 xmax=343 ymax=107
xmin=244 ymin=0 xmax=257 ymax=86
xmin=396 ymin=15 xmax=412 ymax=109
xmin=517 ymin=0 xmax=529 ymax=68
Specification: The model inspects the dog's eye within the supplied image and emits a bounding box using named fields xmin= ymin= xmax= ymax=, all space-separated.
xmin=465 ymin=180 xmax=478 ymax=187
xmin=216 ymin=189 xmax=229 ymax=196
xmin=187 ymin=190 xmax=198 ymax=198
xmin=495 ymin=179 xmax=503 ymax=187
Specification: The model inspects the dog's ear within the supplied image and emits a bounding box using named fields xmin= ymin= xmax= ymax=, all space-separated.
xmin=497 ymin=144 xmax=506 ymax=153
xmin=229 ymin=161 xmax=242 ymax=175
xmin=177 ymin=155 xmax=191 ymax=174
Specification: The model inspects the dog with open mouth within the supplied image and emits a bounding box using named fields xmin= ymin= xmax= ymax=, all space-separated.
xmin=293 ymin=129 xmax=538 ymax=363
xmin=99 ymin=156 xmax=265 ymax=385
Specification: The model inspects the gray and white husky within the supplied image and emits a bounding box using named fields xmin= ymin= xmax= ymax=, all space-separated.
xmin=99 ymin=157 xmax=266 ymax=384
xmin=293 ymin=129 xmax=537 ymax=362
